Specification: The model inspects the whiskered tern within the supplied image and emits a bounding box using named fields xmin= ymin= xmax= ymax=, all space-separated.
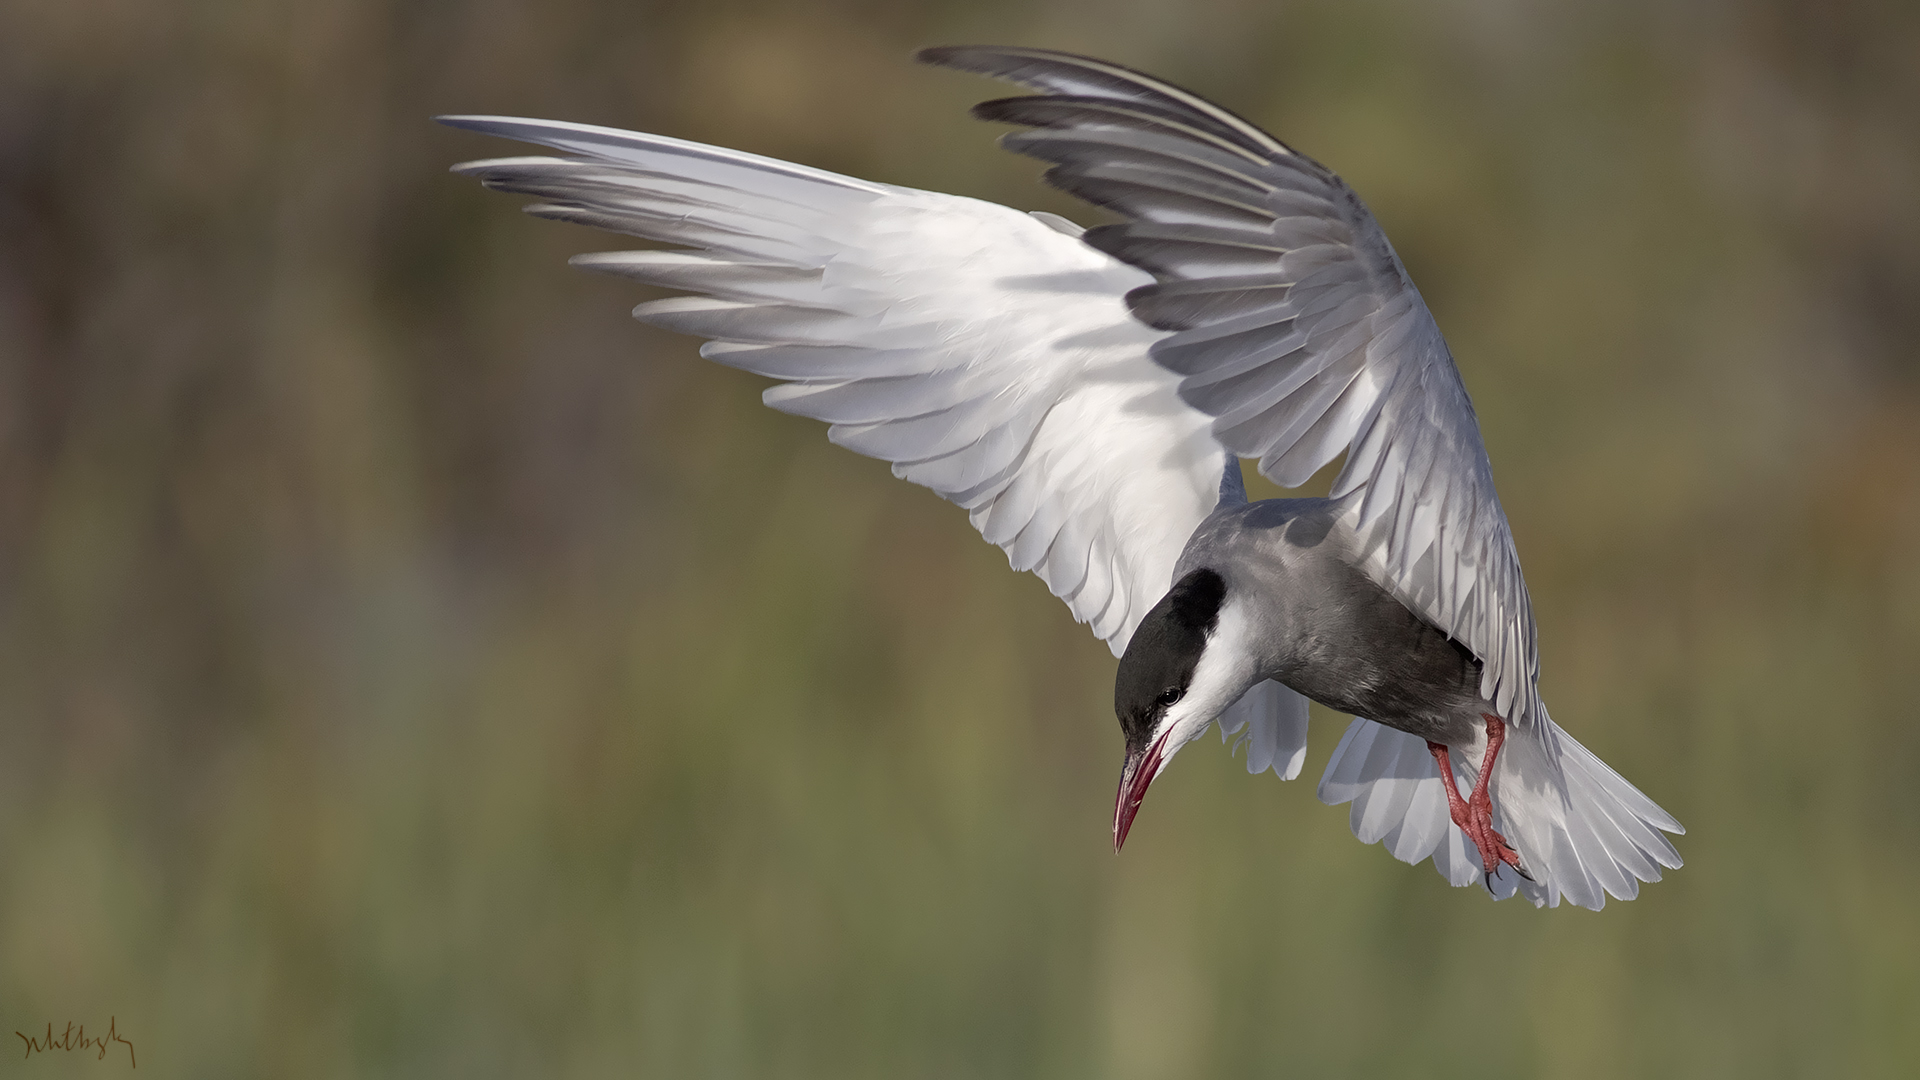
xmin=443 ymin=45 xmax=1683 ymax=909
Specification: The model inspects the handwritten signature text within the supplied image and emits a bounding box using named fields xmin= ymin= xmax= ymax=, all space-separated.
xmin=16 ymin=1018 xmax=136 ymax=1068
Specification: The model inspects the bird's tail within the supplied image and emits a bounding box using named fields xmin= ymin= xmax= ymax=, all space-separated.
xmin=1316 ymin=714 xmax=1683 ymax=910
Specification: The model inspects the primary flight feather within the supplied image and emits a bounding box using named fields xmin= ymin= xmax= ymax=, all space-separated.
xmin=443 ymin=45 xmax=1682 ymax=909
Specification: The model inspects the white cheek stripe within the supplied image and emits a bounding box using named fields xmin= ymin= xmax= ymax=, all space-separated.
xmin=1150 ymin=595 xmax=1258 ymax=761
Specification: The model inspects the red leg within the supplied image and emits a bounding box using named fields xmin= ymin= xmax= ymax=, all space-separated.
xmin=1425 ymin=739 xmax=1473 ymax=838
xmin=1427 ymin=715 xmax=1525 ymax=878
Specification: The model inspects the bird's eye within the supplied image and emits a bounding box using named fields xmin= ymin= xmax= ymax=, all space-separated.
xmin=1157 ymin=687 xmax=1184 ymax=708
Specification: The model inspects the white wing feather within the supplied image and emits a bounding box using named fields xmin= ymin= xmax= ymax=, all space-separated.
xmin=442 ymin=116 xmax=1226 ymax=654
xmin=1217 ymin=679 xmax=1310 ymax=781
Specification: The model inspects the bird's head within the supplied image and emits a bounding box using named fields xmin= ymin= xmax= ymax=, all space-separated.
xmin=1111 ymin=566 xmax=1256 ymax=850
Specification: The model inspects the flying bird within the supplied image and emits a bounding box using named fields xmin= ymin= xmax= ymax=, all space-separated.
xmin=442 ymin=45 xmax=1682 ymax=909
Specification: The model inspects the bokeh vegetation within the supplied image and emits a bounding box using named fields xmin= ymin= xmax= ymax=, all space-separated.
xmin=2 ymin=0 xmax=1916 ymax=1076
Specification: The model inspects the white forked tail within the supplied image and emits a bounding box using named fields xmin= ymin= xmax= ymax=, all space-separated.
xmin=1316 ymin=714 xmax=1683 ymax=910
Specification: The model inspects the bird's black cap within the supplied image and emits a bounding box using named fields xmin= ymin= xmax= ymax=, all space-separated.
xmin=1114 ymin=567 xmax=1226 ymax=749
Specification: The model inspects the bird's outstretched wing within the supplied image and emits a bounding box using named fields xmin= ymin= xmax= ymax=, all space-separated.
xmin=440 ymin=116 xmax=1230 ymax=655
xmin=920 ymin=47 xmax=1543 ymax=728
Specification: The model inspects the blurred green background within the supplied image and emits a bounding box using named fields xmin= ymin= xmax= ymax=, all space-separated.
xmin=2 ymin=0 xmax=1917 ymax=1076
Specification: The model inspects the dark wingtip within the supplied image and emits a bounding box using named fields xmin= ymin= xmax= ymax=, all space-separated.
xmin=913 ymin=44 xmax=965 ymax=67
xmin=1077 ymin=223 xmax=1131 ymax=259
xmin=967 ymin=96 xmax=1036 ymax=125
xmin=914 ymin=44 xmax=1100 ymax=82
xmin=434 ymin=114 xmax=496 ymax=132
xmin=914 ymin=44 xmax=1032 ymax=72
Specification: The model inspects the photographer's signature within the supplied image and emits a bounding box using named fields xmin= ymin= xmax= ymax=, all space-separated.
xmin=16 ymin=1018 xmax=135 ymax=1068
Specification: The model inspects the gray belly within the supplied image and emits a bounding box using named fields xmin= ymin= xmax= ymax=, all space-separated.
xmin=1275 ymin=575 xmax=1488 ymax=745
xmin=1184 ymin=498 xmax=1491 ymax=746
